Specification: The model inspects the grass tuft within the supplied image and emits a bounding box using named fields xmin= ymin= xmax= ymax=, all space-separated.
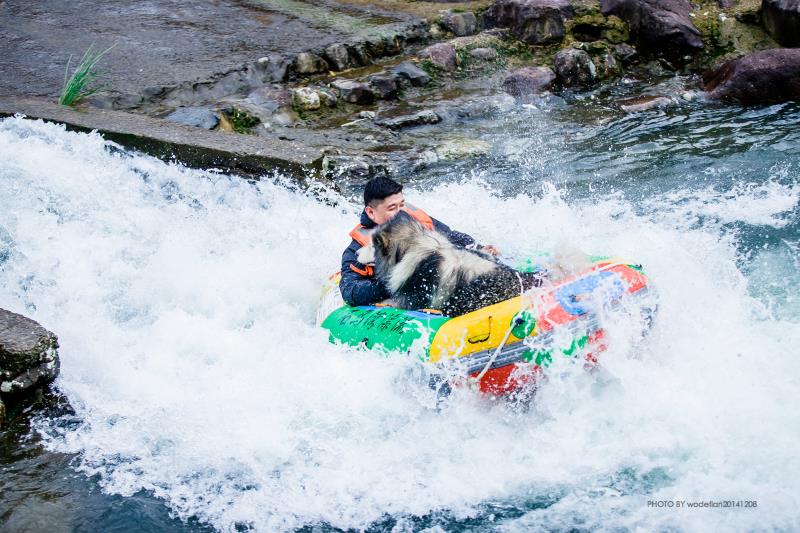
xmin=59 ymin=43 xmax=116 ymax=107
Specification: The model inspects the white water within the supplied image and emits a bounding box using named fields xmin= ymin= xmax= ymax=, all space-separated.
xmin=1 ymin=117 xmax=799 ymax=531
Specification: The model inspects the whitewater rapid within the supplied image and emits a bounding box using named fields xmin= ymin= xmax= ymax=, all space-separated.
xmin=1 ymin=116 xmax=799 ymax=531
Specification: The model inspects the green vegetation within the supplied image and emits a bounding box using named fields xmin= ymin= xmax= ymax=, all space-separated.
xmin=59 ymin=43 xmax=115 ymax=107
xmin=227 ymin=108 xmax=260 ymax=133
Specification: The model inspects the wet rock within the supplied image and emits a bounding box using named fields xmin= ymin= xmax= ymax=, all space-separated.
xmin=435 ymin=138 xmax=492 ymax=159
xmin=317 ymin=87 xmax=338 ymax=108
xmin=762 ymin=0 xmax=800 ymax=47
xmin=292 ymin=87 xmax=321 ymax=111
xmin=554 ymin=48 xmax=597 ymax=88
xmin=324 ymin=43 xmax=352 ymax=71
xmin=502 ymin=66 xmax=557 ymax=95
xmin=332 ymin=79 xmax=375 ymax=105
xmin=620 ymin=95 xmax=674 ymax=112
xmin=165 ymin=107 xmax=219 ymax=129
xmin=442 ymin=10 xmax=478 ymax=36
xmin=368 ymin=73 xmax=399 ymax=100
xmin=294 ymin=52 xmax=329 ymax=75
xmin=379 ymin=109 xmax=442 ymax=129
xmin=391 ymin=62 xmax=432 ymax=87
xmin=419 ymin=43 xmax=458 ymax=71
xmin=483 ymin=0 xmax=575 ymax=45
xmin=704 ymin=48 xmax=800 ymax=104
xmin=600 ymin=0 xmax=703 ymax=62
xmin=614 ymin=43 xmax=640 ymax=64
xmin=246 ymin=87 xmax=292 ymax=112
xmin=470 ymin=47 xmax=500 ymax=61
xmin=0 ymin=309 xmax=60 ymax=413
xmin=592 ymin=48 xmax=622 ymax=79
xmin=0 ymin=397 xmax=4 ymax=426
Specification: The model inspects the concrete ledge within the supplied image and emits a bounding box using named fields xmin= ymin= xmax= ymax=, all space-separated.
xmin=0 ymin=97 xmax=325 ymax=180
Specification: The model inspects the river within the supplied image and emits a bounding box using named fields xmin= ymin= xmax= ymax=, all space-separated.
xmin=1 ymin=87 xmax=799 ymax=531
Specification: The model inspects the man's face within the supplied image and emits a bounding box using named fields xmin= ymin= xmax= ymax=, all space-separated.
xmin=365 ymin=192 xmax=404 ymax=225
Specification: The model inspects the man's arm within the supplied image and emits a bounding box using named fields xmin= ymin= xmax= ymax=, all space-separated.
xmin=340 ymin=241 xmax=390 ymax=306
xmin=431 ymin=217 xmax=476 ymax=248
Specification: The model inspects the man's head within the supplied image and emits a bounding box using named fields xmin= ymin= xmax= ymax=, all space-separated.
xmin=364 ymin=177 xmax=404 ymax=225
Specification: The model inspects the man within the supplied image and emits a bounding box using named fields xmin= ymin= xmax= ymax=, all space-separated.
xmin=340 ymin=176 xmax=500 ymax=307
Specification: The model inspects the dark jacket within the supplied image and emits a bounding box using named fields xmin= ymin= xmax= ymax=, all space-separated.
xmin=339 ymin=209 xmax=477 ymax=306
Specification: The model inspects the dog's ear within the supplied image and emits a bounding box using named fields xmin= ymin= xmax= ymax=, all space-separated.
xmin=373 ymin=231 xmax=390 ymax=254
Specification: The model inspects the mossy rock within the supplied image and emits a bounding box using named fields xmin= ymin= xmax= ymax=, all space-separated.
xmin=566 ymin=13 xmax=629 ymax=44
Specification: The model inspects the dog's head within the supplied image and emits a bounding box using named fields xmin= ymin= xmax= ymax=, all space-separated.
xmin=357 ymin=213 xmax=428 ymax=275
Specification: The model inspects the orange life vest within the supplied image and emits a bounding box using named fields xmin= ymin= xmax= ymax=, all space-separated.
xmin=348 ymin=204 xmax=434 ymax=277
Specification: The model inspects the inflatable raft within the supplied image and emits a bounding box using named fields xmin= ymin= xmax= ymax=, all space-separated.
xmin=317 ymin=256 xmax=654 ymax=395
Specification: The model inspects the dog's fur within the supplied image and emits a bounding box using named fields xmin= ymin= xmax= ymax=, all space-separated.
xmin=357 ymin=215 xmax=543 ymax=316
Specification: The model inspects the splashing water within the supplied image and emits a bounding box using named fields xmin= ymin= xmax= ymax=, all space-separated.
xmin=1 ymin=114 xmax=799 ymax=531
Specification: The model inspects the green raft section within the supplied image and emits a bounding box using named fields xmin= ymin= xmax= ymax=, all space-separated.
xmin=321 ymin=306 xmax=450 ymax=358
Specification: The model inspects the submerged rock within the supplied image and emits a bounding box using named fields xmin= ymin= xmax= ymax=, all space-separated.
xmin=0 ymin=308 xmax=60 ymax=425
xmin=419 ymin=43 xmax=458 ymax=71
xmin=554 ymin=48 xmax=597 ymax=88
xmin=600 ymin=0 xmax=703 ymax=62
xmin=704 ymin=48 xmax=800 ymax=104
xmin=165 ymin=107 xmax=219 ymax=129
xmin=502 ymin=66 xmax=557 ymax=96
xmin=442 ymin=10 xmax=478 ymax=36
xmin=391 ymin=62 xmax=432 ymax=87
xmin=620 ymin=95 xmax=674 ymax=112
xmin=379 ymin=109 xmax=442 ymax=129
xmin=762 ymin=0 xmax=800 ymax=47
xmin=483 ymin=0 xmax=575 ymax=45
xmin=332 ymin=79 xmax=375 ymax=105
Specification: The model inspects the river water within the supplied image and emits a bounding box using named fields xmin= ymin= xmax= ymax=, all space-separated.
xmin=1 ymin=87 xmax=799 ymax=531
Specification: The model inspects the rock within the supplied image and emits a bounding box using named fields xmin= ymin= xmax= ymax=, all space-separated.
xmin=593 ymin=49 xmax=622 ymax=79
xmin=164 ymin=107 xmax=219 ymax=129
xmin=246 ymin=87 xmax=293 ymax=111
xmin=762 ymin=0 xmax=800 ymax=47
xmin=704 ymin=48 xmax=800 ymax=104
xmin=391 ymin=62 xmax=432 ymax=86
xmin=502 ymin=66 xmax=557 ymax=95
xmin=324 ymin=43 xmax=352 ymax=71
xmin=331 ymin=79 xmax=375 ymax=105
xmin=470 ymin=47 xmax=500 ymax=61
xmin=614 ymin=43 xmax=640 ymax=64
xmin=0 ymin=397 xmax=4 ymax=426
xmin=482 ymin=0 xmax=575 ymax=45
xmin=600 ymin=0 xmax=703 ymax=62
xmin=435 ymin=138 xmax=492 ymax=159
xmin=292 ymin=87 xmax=321 ymax=111
xmin=620 ymin=95 xmax=673 ymax=112
xmin=442 ymin=11 xmax=478 ymax=36
xmin=294 ymin=52 xmax=329 ymax=75
xmin=554 ymin=48 xmax=597 ymax=88
xmin=379 ymin=109 xmax=442 ymax=129
xmin=419 ymin=43 xmax=458 ymax=71
xmin=0 ymin=309 xmax=60 ymax=402
xmin=317 ymin=87 xmax=338 ymax=107
xmin=368 ymin=73 xmax=399 ymax=100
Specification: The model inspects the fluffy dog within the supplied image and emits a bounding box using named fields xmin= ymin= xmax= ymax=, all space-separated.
xmin=357 ymin=215 xmax=543 ymax=316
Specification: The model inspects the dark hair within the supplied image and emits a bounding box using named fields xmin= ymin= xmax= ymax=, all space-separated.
xmin=364 ymin=177 xmax=403 ymax=206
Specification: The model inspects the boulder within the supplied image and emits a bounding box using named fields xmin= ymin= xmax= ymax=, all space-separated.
xmin=614 ymin=43 xmax=640 ymax=64
xmin=317 ymin=87 xmax=338 ymax=107
xmin=292 ymin=87 xmax=321 ymax=111
xmin=368 ymin=73 xmax=399 ymax=100
xmin=470 ymin=47 xmax=500 ymax=61
xmin=391 ymin=62 xmax=432 ymax=87
xmin=704 ymin=48 xmax=800 ymax=104
xmin=600 ymin=0 xmax=702 ymax=62
xmin=0 ymin=309 xmax=60 ymax=408
xmin=482 ymin=0 xmax=575 ymax=45
xmin=419 ymin=43 xmax=458 ymax=71
xmin=502 ymin=66 xmax=557 ymax=95
xmin=379 ymin=109 xmax=442 ymax=129
xmin=762 ymin=0 xmax=800 ymax=47
xmin=331 ymin=79 xmax=375 ymax=105
xmin=324 ymin=43 xmax=352 ymax=71
xmin=164 ymin=107 xmax=219 ymax=129
xmin=554 ymin=48 xmax=597 ymax=88
xmin=442 ymin=11 xmax=478 ymax=36
xmin=294 ymin=52 xmax=329 ymax=75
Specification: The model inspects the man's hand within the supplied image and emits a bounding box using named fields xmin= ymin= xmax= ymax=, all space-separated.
xmin=481 ymin=244 xmax=501 ymax=257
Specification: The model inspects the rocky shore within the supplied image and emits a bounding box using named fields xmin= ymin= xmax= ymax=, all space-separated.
xmin=0 ymin=309 xmax=60 ymax=427
xmin=1 ymin=0 xmax=798 ymax=183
